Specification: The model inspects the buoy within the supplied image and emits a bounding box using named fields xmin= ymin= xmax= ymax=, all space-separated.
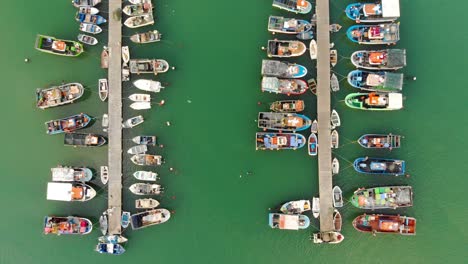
xmin=257 ymin=101 xmax=262 ymax=105
xmin=261 ymin=46 xmax=266 ymax=50
xmin=166 ymin=121 xmax=171 ymax=126
xmin=171 ymin=66 xmax=176 ymax=70
xmin=24 ymin=58 xmax=30 ymax=63
xmin=159 ymin=100 xmax=165 ymax=106
xmin=169 ymin=167 xmax=174 ymax=171
xmin=413 ymin=77 xmax=417 ymax=81
xmin=159 ymin=144 xmax=164 ymax=148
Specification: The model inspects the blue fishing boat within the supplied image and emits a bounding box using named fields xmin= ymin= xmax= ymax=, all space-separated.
xmin=269 ymin=213 xmax=310 ymax=230
xmin=353 ymin=157 xmax=405 ymax=176
xmin=256 ymin=132 xmax=306 ymax=150
xmin=95 ymin=243 xmax=125 ymax=255
xmin=258 ymin=112 xmax=312 ymax=132
xmin=75 ymin=13 xmax=106 ymax=25
xmin=267 ymin=16 xmax=311 ymax=34
xmin=358 ymin=134 xmax=401 ymax=149
xmin=345 ymin=0 xmax=400 ymax=23
xmin=351 ymin=49 xmax=406 ymax=70
xmin=308 ymin=133 xmax=317 ymax=156
xmin=72 ymin=0 xmax=101 ymax=8
xmin=347 ymin=23 xmax=399 ymax=45
xmin=121 ymin=212 xmax=131 ymax=229
xmin=261 ymin=60 xmax=307 ymax=78
xmin=347 ymin=70 xmax=403 ymax=92
xmin=45 ymin=113 xmax=92 ymax=135
xmin=272 ymin=0 xmax=312 ymax=14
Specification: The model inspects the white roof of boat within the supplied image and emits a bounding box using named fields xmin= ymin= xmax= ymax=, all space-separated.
xmin=388 ymin=93 xmax=403 ymax=109
xmin=47 ymin=182 xmax=72 ymax=201
xmin=280 ymin=215 xmax=300 ymax=230
xmin=51 ymin=168 xmax=74 ymax=181
xmin=382 ymin=0 xmax=400 ymax=17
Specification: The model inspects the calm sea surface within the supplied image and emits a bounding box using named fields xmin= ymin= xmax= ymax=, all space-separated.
xmin=0 ymin=0 xmax=467 ymax=263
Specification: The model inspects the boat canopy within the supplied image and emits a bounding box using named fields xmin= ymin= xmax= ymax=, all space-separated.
xmin=383 ymin=72 xmax=403 ymax=89
xmin=382 ymin=0 xmax=400 ymax=18
xmin=278 ymin=215 xmax=300 ymax=230
xmin=262 ymin=77 xmax=280 ymax=92
xmin=51 ymin=168 xmax=74 ymax=181
xmin=47 ymin=182 xmax=72 ymax=201
xmin=386 ymin=49 xmax=406 ymax=68
xmin=388 ymin=93 xmax=403 ymax=109
xmin=261 ymin=60 xmax=289 ymax=76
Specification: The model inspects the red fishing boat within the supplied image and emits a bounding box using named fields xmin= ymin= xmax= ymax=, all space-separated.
xmin=353 ymin=214 xmax=416 ymax=235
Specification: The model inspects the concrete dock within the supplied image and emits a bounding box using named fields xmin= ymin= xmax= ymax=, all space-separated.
xmin=107 ymin=0 xmax=123 ymax=236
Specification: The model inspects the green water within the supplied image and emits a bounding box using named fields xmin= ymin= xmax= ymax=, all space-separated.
xmin=1 ymin=0 xmax=467 ymax=263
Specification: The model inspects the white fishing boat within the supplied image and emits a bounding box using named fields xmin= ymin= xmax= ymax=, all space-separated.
xmin=124 ymin=14 xmax=154 ymax=28
xmin=127 ymin=145 xmax=148 ymax=155
xmin=102 ymin=114 xmax=108 ymax=131
xmin=99 ymin=213 xmax=108 ymax=235
xmin=330 ymin=109 xmax=341 ymax=128
xmin=131 ymin=154 xmax=162 ymax=166
xmin=330 ymin=49 xmax=338 ymax=67
xmin=98 ymin=235 xmax=128 ymax=244
xmin=331 ymin=130 xmax=339 ymax=148
xmin=129 ymin=0 xmax=152 ymax=5
xmin=122 ymin=115 xmax=144 ymax=128
xmin=333 ymin=210 xmax=342 ymax=232
xmin=72 ymin=0 xmax=101 ymax=8
xmin=133 ymin=171 xmax=158 ymax=181
xmin=311 ymin=119 xmax=318 ymax=133
xmin=123 ymin=2 xmax=153 ymax=16
xmin=77 ymin=34 xmax=98 ymax=45
xmin=47 ymin=182 xmax=96 ymax=202
xmin=132 ymin=135 xmax=157 ymax=145
xmin=79 ymin=23 xmax=102 ymax=34
xmin=130 ymin=209 xmax=171 ymax=230
xmin=129 ymin=183 xmax=163 ymax=195
xmin=100 ymin=166 xmax=108 ymax=185
xmin=135 ymin=198 xmax=160 ymax=209
xmin=51 ymin=166 xmax=93 ymax=182
xmin=130 ymin=30 xmax=161 ymax=44
xmin=130 ymin=102 xmax=151 ymax=110
xmin=332 ymin=157 xmax=339 ymax=175
xmin=128 ymin=93 xmax=151 ymax=102
xmin=331 ymin=73 xmax=339 ymax=92
xmin=98 ymin=78 xmax=108 ymax=101
xmin=122 ymin=46 xmax=130 ymax=64
xmin=333 ymin=186 xmax=344 ymax=207
xmin=312 ymin=197 xmax=320 ymax=218
xmin=133 ymin=79 xmax=164 ymax=92
xmin=78 ymin=6 xmax=99 ymax=15
xmin=309 ymin=39 xmax=317 ymax=60
xmin=313 ymin=231 xmax=344 ymax=244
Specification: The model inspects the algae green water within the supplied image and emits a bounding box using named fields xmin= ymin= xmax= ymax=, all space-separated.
xmin=1 ymin=0 xmax=467 ymax=263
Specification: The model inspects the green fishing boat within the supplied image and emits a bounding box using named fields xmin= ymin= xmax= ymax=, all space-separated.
xmin=345 ymin=92 xmax=403 ymax=111
xmin=35 ymin=34 xmax=84 ymax=57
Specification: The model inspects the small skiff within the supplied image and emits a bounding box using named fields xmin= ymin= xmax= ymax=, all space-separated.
xmin=132 ymin=135 xmax=157 ymax=146
xmin=331 ymin=130 xmax=339 ymax=148
xmin=130 ymin=30 xmax=161 ymax=44
xmin=72 ymin=0 xmax=101 ymax=8
xmin=129 ymin=183 xmax=163 ymax=195
xmin=308 ymin=133 xmax=318 ymax=156
xmin=313 ymin=231 xmax=344 ymax=244
xmin=133 ymin=79 xmax=164 ymax=92
xmin=95 ymin=243 xmax=125 ymax=255
xmin=135 ymin=198 xmax=160 ymax=209
xmin=122 ymin=46 xmax=130 ymax=64
xmin=79 ymin=23 xmax=102 ymax=34
xmin=309 ymin=39 xmax=317 ymax=60
xmin=77 ymin=34 xmax=98 ymax=45
xmin=101 ymin=48 xmax=108 ymax=68
xmin=331 ymin=73 xmax=339 ymax=92
xmin=100 ymin=166 xmax=108 ymax=185
xmin=330 ymin=49 xmax=338 ymax=67
xmin=121 ymin=212 xmax=131 ymax=229
xmin=98 ymin=235 xmax=128 ymax=244
xmin=99 ymin=213 xmax=108 ymax=235
xmin=333 ymin=186 xmax=344 ymax=207
xmin=124 ymin=14 xmax=154 ymax=28
xmin=127 ymin=145 xmax=148 ymax=155
xmin=310 ymin=119 xmax=318 ymax=133
xmin=330 ymin=109 xmax=341 ymax=128
xmin=131 ymin=154 xmax=162 ymax=166
xmin=102 ymin=114 xmax=108 ymax=131
xmin=308 ymin=78 xmax=317 ymax=95
xmin=130 ymin=102 xmax=151 ymax=110
xmin=330 ymin=24 xmax=342 ymax=33
xmin=332 ymin=157 xmax=339 ymax=175
xmin=312 ymin=197 xmax=320 ymax=218
xmin=333 ymin=210 xmax=342 ymax=231
xmin=129 ymin=93 xmax=151 ymax=102
xmin=122 ymin=115 xmax=144 ymax=128
xmin=78 ymin=6 xmax=99 ymax=15
xmin=133 ymin=170 xmax=158 ymax=181
xmin=98 ymin=78 xmax=108 ymax=101
xmin=122 ymin=2 xmax=153 ymax=16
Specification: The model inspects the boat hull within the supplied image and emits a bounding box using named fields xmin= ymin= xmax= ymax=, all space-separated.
xmin=64 ymin=133 xmax=107 ymax=147
xmin=35 ymin=34 xmax=84 ymax=57
xmin=269 ymin=100 xmax=304 ymax=112
xmin=353 ymin=157 xmax=406 ymax=175
xmin=272 ymin=0 xmax=312 ymax=14
xmin=45 ymin=113 xmax=91 ymax=135
xmin=346 ymin=23 xmax=400 ymax=45
xmin=268 ymin=213 xmax=310 ymax=230
xmin=350 ymin=186 xmax=413 ymax=209
xmin=267 ymin=40 xmax=306 ymax=58
xmin=130 ymin=209 xmax=171 ymax=230
xmin=279 ymin=200 xmax=311 ymax=214
xmin=256 ymin=132 xmax=306 ymax=150
xmin=345 ymin=92 xmax=403 ymax=111
xmin=358 ymin=134 xmax=401 ymax=149
xmin=351 ymin=49 xmax=406 ymax=70
xmin=44 ymin=216 xmax=92 ymax=235
xmin=353 ymin=214 xmax=416 ymax=235
xmin=345 ymin=2 xmax=400 ymax=23
xmin=257 ymin=112 xmax=312 ymax=132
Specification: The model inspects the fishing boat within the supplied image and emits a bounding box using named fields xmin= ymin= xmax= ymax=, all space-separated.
xmin=131 ymin=154 xmax=163 ymax=166
xmin=45 ymin=113 xmax=91 ymax=135
xmin=333 ymin=210 xmax=342 ymax=231
xmin=132 ymin=135 xmax=157 ymax=146
xmin=75 ymin=13 xmax=106 ymax=25
xmin=308 ymin=133 xmax=318 ymax=156
xmin=345 ymin=0 xmax=400 ymax=23
xmin=267 ymin=16 xmax=311 ymax=34
xmin=296 ymin=30 xmax=314 ymax=40
xmin=347 ymin=23 xmax=400 ymax=45
xmin=44 ymin=216 xmax=92 ymax=235
xmin=130 ymin=102 xmax=151 ymax=110
xmin=308 ymin=78 xmax=317 ymax=95
xmin=261 ymin=77 xmax=308 ymax=95
xmin=270 ymin=100 xmax=305 ymax=112
xmin=102 ymin=114 xmax=108 ymax=131
xmin=267 ymin=40 xmax=306 ymax=58
xmin=133 ymin=79 xmax=164 ymax=92
xmin=124 ymin=14 xmax=154 ymax=28
xmin=311 ymin=119 xmax=318 ymax=133
xmin=51 ymin=166 xmax=93 ymax=182
xmin=312 ymin=197 xmax=320 ymax=218
xmin=258 ymin=112 xmax=312 ymax=132
xmin=129 ymin=0 xmax=152 ymax=4
xmin=46 ymin=182 xmax=96 ymax=202
xmin=255 ymin=132 xmax=306 ymax=150
xmin=330 ymin=109 xmax=340 ymax=128
xmin=261 ymin=60 xmax=307 ymax=78
xmin=351 ymin=49 xmax=406 ymax=70
xmin=130 ymin=30 xmax=162 ymax=43
xmin=331 ymin=130 xmax=339 ymax=148
xmin=98 ymin=235 xmax=128 ymax=244
xmin=330 ymin=49 xmax=338 ymax=67
xmin=72 ymin=0 xmax=101 ymax=8
xmin=330 ymin=24 xmax=342 ymax=32
xmin=122 ymin=115 xmax=144 ymax=128
xmin=78 ymin=6 xmax=99 ymax=15
xmin=354 ymin=157 xmax=406 ymax=176
xmin=352 ymin=214 xmax=416 ymax=235
xmin=279 ymin=200 xmax=311 ymax=214
xmin=101 ymin=48 xmax=108 ymax=68
xmin=77 ymin=34 xmax=98 ymax=45
xmin=122 ymin=63 xmax=130 ymax=81
xmin=95 ymin=243 xmax=125 ymax=255
xmin=99 ymin=213 xmax=108 ymax=235
xmin=309 ymin=39 xmax=317 ymax=60
xmin=100 ymin=166 xmax=108 ymax=184
xmin=330 ymin=73 xmax=339 ymax=92
xmin=64 ymin=133 xmax=107 ymax=147
xmin=98 ymin=78 xmax=108 ymax=101
xmin=332 ymin=157 xmax=339 ymax=175
xmin=130 ymin=59 xmax=169 ymax=75
xmin=135 ymin=198 xmax=160 ymax=209
xmin=358 ymin=134 xmax=401 ymax=149
xmin=121 ymin=212 xmax=131 ymax=228
xmin=268 ymin=213 xmax=310 ymax=230
xmin=347 ymin=70 xmax=403 ymax=92
xmin=122 ymin=46 xmax=130 ymax=64
xmin=133 ymin=171 xmax=158 ymax=181
xmin=123 ymin=2 xmax=153 ymax=16
xmin=79 ymin=23 xmax=102 ymax=34
xmin=272 ymin=0 xmax=312 ymax=14
xmin=35 ymin=35 xmax=83 ymax=57
xmin=129 ymin=93 xmax=151 ymax=102
xmin=129 ymin=183 xmax=163 ymax=195
xmin=130 ymin=209 xmax=171 ymax=230
xmin=127 ymin=145 xmax=148 ymax=155
xmin=345 ymin=92 xmax=403 ymax=111
xmin=333 ymin=186 xmax=344 ymax=207
xmin=313 ymin=231 xmax=344 ymax=244
xmin=350 ymin=186 xmax=413 ymax=209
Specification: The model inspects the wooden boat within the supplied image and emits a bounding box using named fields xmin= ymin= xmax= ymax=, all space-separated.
xmin=345 ymin=0 xmax=400 ymax=23
xmin=332 ymin=157 xmax=339 ymax=175
xmin=309 ymin=39 xmax=317 ymax=60
xmin=270 ymin=100 xmax=304 ymax=112
xmin=123 ymin=3 xmax=153 ymax=16
xmin=133 ymin=171 xmax=158 ymax=181
xmin=45 ymin=113 xmax=91 ymax=135
xmin=330 ymin=49 xmax=338 ymax=67
xmin=347 ymin=23 xmax=400 ymax=45
xmin=333 ymin=186 xmax=344 ymax=207
xmin=75 ymin=13 xmax=106 ymax=25
xmin=358 ymin=134 xmax=401 ymax=149
xmin=135 ymin=198 xmax=160 ymax=209
xmin=130 ymin=102 xmax=151 ymax=110
xmin=46 ymin=182 xmax=96 ymax=202
xmin=347 ymin=70 xmax=403 ymax=92
xmin=78 ymin=6 xmax=99 ymax=15
xmin=132 ymin=135 xmax=157 ymax=146
xmin=353 ymin=214 xmax=416 ymax=235
xmin=351 ymin=49 xmax=406 ymax=70
xmin=51 ymin=166 xmax=93 ymax=182
xmin=310 ymin=119 xmax=318 ymax=133
xmin=101 ymin=48 xmax=108 ymax=68
xmin=268 ymin=213 xmax=310 ymax=230
xmin=64 ymin=133 xmax=107 ymax=147
xmin=308 ymin=133 xmax=318 ymax=156
xmin=261 ymin=77 xmax=308 ymax=95
xmin=121 ymin=212 xmax=131 ymax=228
xmin=35 ymin=35 xmax=83 ymax=57
xmin=331 ymin=130 xmax=339 ymax=148
xmin=330 ymin=24 xmax=342 ymax=32
xmin=256 ymin=132 xmax=306 ymax=150
xmin=350 ymin=186 xmax=413 ymax=209
xmin=131 ymin=209 xmax=170 ymax=230
xmin=77 ymin=34 xmax=98 ymax=45
xmin=308 ymin=78 xmax=317 ymax=95
xmin=130 ymin=59 xmax=169 ymax=75
xmin=330 ymin=109 xmax=340 ymax=128
xmin=261 ymin=60 xmax=307 ymax=78
xmin=95 ymin=243 xmax=125 ymax=255
xmin=43 ymin=216 xmax=92 ymax=235
xmin=123 ymin=115 xmax=144 ymax=128
xmin=279 ymin=200 xmax=311 ymax=214
xmin=345 ymin=92 xmax=403 ymax=111
xmin=333 ymin=210 xmax=342 ymax=231
xmin=131 ymin=154 xmax=163 ymax=166
xmin=267 ymin=16 xmax=311 ymax=34
xmin=98 ymin=78 xmax=108 ymax=101
xmin=267 ymin=40 xmax=306 ymax=58
xmin=258 ymin=112 xmax=312 ymax=132
xmin=128 ymin=145 xmax=148 ymax=155
xmin=100 ymin=166 xmax=108 ymax=184
xmin=102 ymin=114 xmax=108 ymax=131
xmin=72 ymin=0 xmax=101 ymax=8
xmin=312 ymin=197 xmax=320 ymax=218
xmin=130 ymin=30 xmax=162 ymax=43
xmin=133 ymin=79 xmax=164 ymax=92
xmin=99 ymin=212 xmax=108 ymax=235
xmin=124 ymin=14 xmax=154 ymax=28
xmin=313 ymin=231 xmax=344 ymax=244
xmin=272 ymin=0 xmax=312 ymax=14
xmin=122 ymin=63 xmax=130 ymax=81
xmin=98 ymin=235 xmax=128 ymax=244
xmin=129 ymin=93 xmax=151 ymax=102
xmin=79 ymin=23 xmax=102 ymax=34
xmin=354 ymin=157 xmax=406 ymax=176
xmin=129 ymin=183 xmax=163 ymax=195
xmin=330 ymin=73 xmax=339 ymax=92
